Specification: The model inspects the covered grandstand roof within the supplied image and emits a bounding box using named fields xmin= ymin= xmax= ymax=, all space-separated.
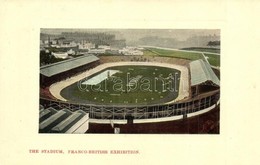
xmin=189 ymin=59 xmax=220 ymax=86
xmin=39 ymin=107 xmax=89 ymax=134
xmin=40 ymin=54 xmax=99 ymax=77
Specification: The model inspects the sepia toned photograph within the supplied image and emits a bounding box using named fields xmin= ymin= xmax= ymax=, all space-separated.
xmin=39 ymin=29 xmax=220 ymax=134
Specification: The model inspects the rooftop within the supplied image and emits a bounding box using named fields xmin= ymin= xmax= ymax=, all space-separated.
xmin=189 ymin=59 xmax=220 ymax=86
xmin=40 ymin=54 xmax=99 ymax=77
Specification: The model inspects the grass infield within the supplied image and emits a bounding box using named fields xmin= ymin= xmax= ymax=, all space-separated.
xmin=60 ymin=65 xmax=181 ymax=105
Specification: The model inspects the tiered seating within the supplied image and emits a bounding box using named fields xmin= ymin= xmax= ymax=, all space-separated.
xmin=99 ymin=55 xmax=189 ymax=66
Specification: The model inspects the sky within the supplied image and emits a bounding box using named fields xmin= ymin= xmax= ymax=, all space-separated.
xmin=41 ymin=29 xmax=220 ymax=42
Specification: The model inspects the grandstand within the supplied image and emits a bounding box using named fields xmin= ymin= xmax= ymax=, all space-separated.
xmin=40 ymin=54 xmax=100 ymax=87
xmin=39 ymin=107 xmax=89 ymax=133
xmin=39 ymin=107 xmax=57 ymax=123
xmin=190 ymin=59 xmax=220 ymax=96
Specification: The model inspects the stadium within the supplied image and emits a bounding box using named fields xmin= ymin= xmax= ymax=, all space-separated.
xmin=39 ymin=47 xmax=220 ymax=134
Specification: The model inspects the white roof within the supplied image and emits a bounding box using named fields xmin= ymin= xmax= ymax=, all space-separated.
xmin=40 ymin=54 xmax=99 ymax=77
xmin=189 ymin=59 xmax=220 ymax=86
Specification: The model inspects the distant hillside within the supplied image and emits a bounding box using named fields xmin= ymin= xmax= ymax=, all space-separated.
xmin=129 ymin=35 xmax=220 ymax=49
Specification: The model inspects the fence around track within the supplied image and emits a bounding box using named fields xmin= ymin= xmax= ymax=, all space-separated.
xmin=40 ymin=90 xmax=220 ymax=123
